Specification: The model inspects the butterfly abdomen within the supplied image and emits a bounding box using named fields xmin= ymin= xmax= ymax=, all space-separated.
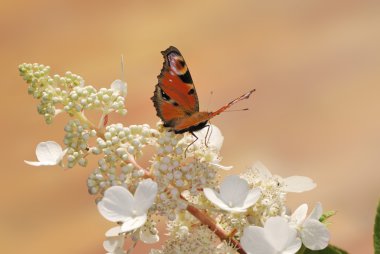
xmin=174 ymin=121 xmax=208 ymax=134
xmin=173 ymin=112 xmax=211 ymax=134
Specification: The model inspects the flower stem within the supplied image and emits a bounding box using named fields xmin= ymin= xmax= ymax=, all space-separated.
xmin=186 ymin=203 xmax=247 ymax=254
xmin=73 ymin=111 xmax=105 ymax=139
xmin=98 ymin=130 xmax=245 ymax=253
xmin=126 ymin=239 xmax=138 ymax=254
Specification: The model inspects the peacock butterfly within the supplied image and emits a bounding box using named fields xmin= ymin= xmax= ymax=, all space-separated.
xmin=151 ymin=46 xmax=255 ymax=138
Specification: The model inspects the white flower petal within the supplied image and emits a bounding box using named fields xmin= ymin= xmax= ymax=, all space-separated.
xmin=220 ymin=175 xmax=249 ymax=207
xmin=120 ymin=214 xmax=147 ymax=232
xmin=24 ymin=160 xmax=54 ymax=166
xmin=283 ymin=237 xmax=302 ymax=254
xmin=264 ymin=217 xmax=298 ymax=252
xmin=308 ymin=202 xmax=323 ymax=221
xmin=193 ymin=124 xmax=224 ymax=152
xmin=108 ymin=250 xmax=125 ymax=254
xmin=291 ymin=204 xmax=308 ymax=226
xmin=25 ymin=141 xmax=64 ymax=166
xmin=140 ymin=229 xmax=159 ymax=244
xmin=301 ymin=219 xmax=330 ymax=250
xmin=103 ymin=236 xmax=124 ymax=253
xmin=105 ymin=226 xmax=123 ymax=237
xmin=241 ymin=188 xmax=261 ymax=209
xmin=111 ymin=79 xmax=127 ymax=97
xmin=97 ymin=186 xmax=134 ymax=222
xmin=253 ymin=161 xmax=272 ymax=180
xmin=133 ymin=179 xmax=158 ymax=214
xmin=36 ymin=141 xmax=63 ymax=163
xmin=241 ymin=226 xmax=276 ymax=254
xmin=282 ymin=176 xmax=316 ymax=193
xmin=209 ymin=162 xmax=233 ymax=171
xmin=204 ymin=188 xmax=233 ymax=211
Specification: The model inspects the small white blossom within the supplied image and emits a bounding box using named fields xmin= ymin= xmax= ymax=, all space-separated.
xmin=289 ymin=203 xmax=330 ymax=250
xmin=97 ymin=179 xmax=158 ymax=232
xmin=253 ymin=161 xmax=316 ymax=193
xmin=103 ymin=226 xmax=125 ymax=254
xmin=25 ymin=141 xmax=66 ymax=166
xmin=150 ymin=225 xmax=218 ymax=254
xmin=241 ymin=217 xmax=302 ymax=254
xmin=111 ymin=79 xmax=127 ymax=97
xmin=204 ymin=175 xmax=261 ymax=212
xmin=139 ymin=228 xmax=159 ymax=244
xmin=193 ymin=124 xmax=223 ymax=152
xmin=192 ymin=124 xmax=232 ymax=170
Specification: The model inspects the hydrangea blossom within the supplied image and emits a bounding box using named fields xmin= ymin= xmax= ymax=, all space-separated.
xmin=241 ymin=216 xmax=302 ymax=254
xmin=111 ymin=79 xmax=127 ymax=97
xmin=139 ymin=228 xmax=159 ymax=244
xmin=97 ymin=179 xmax=158 ymax=232
xmin=192 ymin=124 xmax=224 ymax=152
xmin=103 ymin=226 xmax=125 ymax=254
xmin=289 ymin=203 xmax=330 ymax=250
xmin=24 ymin=141 xmax=66 ymax=166
xmin=20 ymin=63 xmax=339 ymax=254
xmin=150 ymin=224 xmax=222 ymax=254
xmin=191 ymin=124 xmax=232 ymax=170
xmin=204 ymin=175 xmax=261 ymax=212
xmin=253 ymin=161 xmax=316 ymax=193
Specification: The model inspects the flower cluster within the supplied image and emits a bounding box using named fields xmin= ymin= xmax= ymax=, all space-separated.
xmin=21 ymin=64 xmax=336 ymax=254
xmin=150 ymin=222 xmax=221 ymax=254
xmin=63 ymin=119 xmax=96 ymax=168
xmin=18 ymin=63 xmax=126 ymax=124
xmin=87 ymin=123 xmax=157 ymax=195
xmin=19 ymin=63 xmax=84 ymax=123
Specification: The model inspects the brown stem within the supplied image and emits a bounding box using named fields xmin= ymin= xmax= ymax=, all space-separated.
xmin=124 ymin=151 xmax=151 ymax=176
xmin=186 ymin=203 xmax=247 ymax=254
xmin=99 ymin=130 xmax=246 ymax=253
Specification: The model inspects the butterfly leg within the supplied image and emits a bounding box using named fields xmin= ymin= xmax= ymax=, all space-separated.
xmin=204 ymin=124 xmax=212 ymax=148
xmin=184 ymin=132 xmax=199 ymax=157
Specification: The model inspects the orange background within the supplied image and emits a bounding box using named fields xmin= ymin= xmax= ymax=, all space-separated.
xmin=1 ymin=1 xmax=379 ymax=253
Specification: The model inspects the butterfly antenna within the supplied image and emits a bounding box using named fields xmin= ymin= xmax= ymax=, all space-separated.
xmin=120 ymin=54 xmax=126 ymax=82
xmin=223 ymin=108 xmax=250 ymax=112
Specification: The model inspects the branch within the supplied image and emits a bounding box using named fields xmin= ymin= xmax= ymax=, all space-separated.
xmin=93 ymin=125 xmax=245 ymax=253
xmin=185 ymin=202 xmax=247 ymax=254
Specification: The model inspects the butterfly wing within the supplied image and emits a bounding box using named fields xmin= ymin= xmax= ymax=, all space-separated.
xmin=151 ymin=46 xmax=199 ymax=127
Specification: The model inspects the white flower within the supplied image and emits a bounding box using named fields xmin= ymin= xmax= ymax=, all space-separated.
xmin=241 ymin=217 xmax=302 ymax=254
xmin=192 ymin=124 xmax=232 ymax=170
xmin=203 ymin=175 xmax=261 ymax=212
xmin=253 ymin=161 xmax=316 ymax=193
xmin=24 ymin=141 xmax=66 ymax=166
xmin=289 ymin=203 xmax=330 ymax=250
xmin=97 ymin=179 xmax=158 ymax=232
xmin=111 ymin=79 xmax=127 ymax=97
xmin=193 ymin=124 xmax=224 ymax=152
xmin=103 ymin=226 xmax=125 ymax=254
xmin=139 ymin=228 xmax=159 ymax=244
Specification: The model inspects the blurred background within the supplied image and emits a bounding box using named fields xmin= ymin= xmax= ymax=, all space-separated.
xmin=1 ymin=0 xmax=379 ymax=253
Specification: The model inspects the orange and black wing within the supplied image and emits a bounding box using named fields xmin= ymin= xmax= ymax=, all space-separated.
xmin=151 ymin=46 xmax=199 ymax=127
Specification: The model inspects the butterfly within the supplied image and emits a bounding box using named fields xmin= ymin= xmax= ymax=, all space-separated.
xmin=151 ymin=46 xmax=255 ymax=145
